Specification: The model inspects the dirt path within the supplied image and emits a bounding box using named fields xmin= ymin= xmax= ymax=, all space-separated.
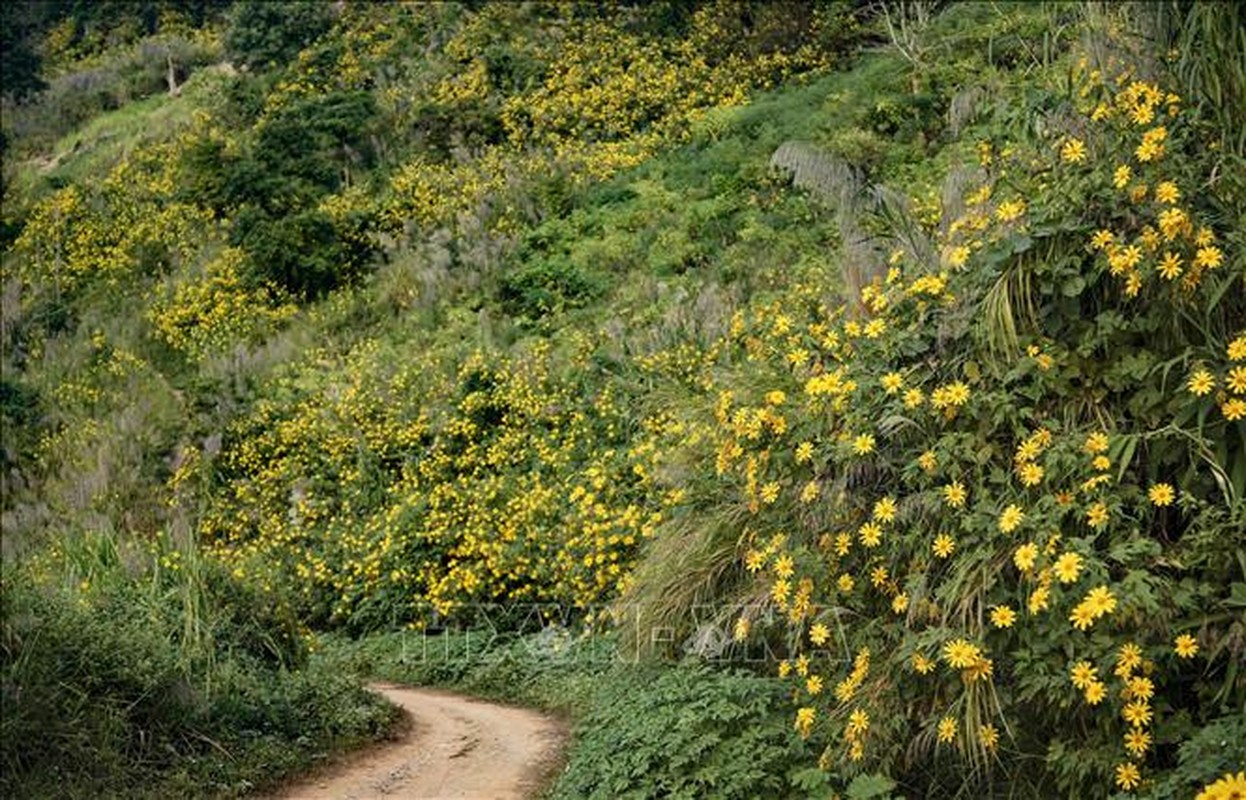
xmin=269 ymin=684 xmax=568 ymax=800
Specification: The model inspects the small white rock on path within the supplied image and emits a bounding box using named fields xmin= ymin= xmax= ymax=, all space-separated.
xmin=267 ymin=684 xmax=568 ymax=800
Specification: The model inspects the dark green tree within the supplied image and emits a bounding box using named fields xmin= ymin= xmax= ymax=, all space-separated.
xmin=224 ymin=0 xmax=336 ymax=70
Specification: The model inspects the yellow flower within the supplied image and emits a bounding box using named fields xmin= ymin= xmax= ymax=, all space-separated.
xmin=943 ymin=482 xmax=967 ymax=508
xmin=1113 ymin=164 xmax=1132 ymax=189
xmin=1061 ymin=137 xmax=1087 ymax=163
xmin=918 ymin=450 xmax=937 ymax=472
xmin=1148 ymin=483 xmax=1175 ymax=506
xmin=837 ymin=573 xmax=855 ymax=592
xmin=1157 ymin=251 xmax=1183 ymax=280
xmin=1228 ymin=334 xmax=1246 ymax=361
xmin=937 ymin=716 xmax=957 ymax=743
xmin=913 ymin=653 xmax=936 ymax=674
xmin=1017 ymin=461 xmax=1044 ymax=487
xmin=1124 ymin=727 xmax=1152 ymax=757
xmin=1156 ymin=205 xmax=1186 ymax=237
xmin=1109 ymin=245 xmax=1143 ymax=275
xmin=871 ymin=566 xmax=888 ymax=587
xmin=853 ymin=434 xmax=876 ymax=455
xmin=1091 ymin=454 xmax=1111 ymax=471
xmin=1122 ymin=701 xmax=1152 ymax=727
xmin=1224 ymin=398 xmax=1246 ymax=421
xmin=892 ymin=592 xmax=909 ymax=614
xmin=1086 ymin=585 xmax=1118 ymax=615
xmin=1196 ymin=772 xmax=1246 ymax=800
xmin=1084 ymin=432 xmax=1110 ymax=453
xmin=1140 ymin=225 xmax=1161 ymax=252
xmin=800 ymin=481 xmax=820 ymax=503
xmin=963 ymin=656 xmax=993 ymax=683
xmin=1086 ymin=501 xmax=1109 ymax=529
xmin=903 ymin=388 xmax=925 ymax=408
xmin=1117 ymin=642 xmax=1143 ymax=673
xmin=880 ymin=372 xmax=904 ymax=394
xmin=795 ymin=441 xmax=814 ymax=463
xmin=1013 ymin=542 xmax=1039 ymax=572
xmin=1090 ymin=229 xmax=1115 ymax=250
xmin=1194 ymin=245 xmax=1224 ymax=270
xmin=998 ymin=504 xmax=1025 ymax=534
xmin=733 ymin=617 xmax=751 ymax=641
xmin=1154 ymin=181 xmax=1180 ymax=204
xmin=1132 ymin=102 xmax=1155 ymax=125
xmin=1226 ymin=366 xmax=1246 ymax=394
xmin=944 ymin=245 xmax=971 ymax=269
xmin=990 ymin=605 xmax=1017 ymax=629
xmin=1028 ymin=585 xmax=1050 ymax=614
xmin=806 ymin=675 xmax=823 ymax=695
xmin=978 ymin=723 xmax=999 ymax=751
xmin=873 ymin=496 xmax=897 ymax=523
xmin=995 ymin=199 xmax=1026 ymax=222
xmin=1115 ymin=762 xmax=1142 ymax=791
xmin=1127 ymin=676 xmax=1155 ymax=701
xmin=1070 ymin=603 xmax=1096 ymax=630
xmin=932 ymin=533 xmax=956 ymax=558
xmin=1070 ymin=660 xmax=1098 ymax=689
xmin=760 ymin=482 xmax=780 ymax=504
xmin=794 ymin=706 xmax=815 ymax=738
xmin=1084 ymin=680 xmax=1106 ymax=704
xmin=1187 ymin=369 xmax=1216 ymax=396
xmin=942 ymin=638 xmax=982 ymax=669
xmin=1174 ymin=633 xmax=1199 ymax=658
xmin=858 ymin=521 xmax=883 ymax=548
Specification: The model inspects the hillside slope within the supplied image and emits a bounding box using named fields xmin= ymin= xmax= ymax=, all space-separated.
xmin=2 ymin=1 xmax=1244 ymax=798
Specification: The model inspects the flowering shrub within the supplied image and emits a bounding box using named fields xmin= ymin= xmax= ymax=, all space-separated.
xmin=148 ymin=247 xmax=297 ymax=359
xmin=646 ymin=62 xmax=1244 ymax=795
xmin=178 ymin=336 xmax=678 ymax=629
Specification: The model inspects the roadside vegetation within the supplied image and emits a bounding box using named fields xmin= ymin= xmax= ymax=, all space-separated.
xmin=2 ymin=1 xmax=1242 ymax=797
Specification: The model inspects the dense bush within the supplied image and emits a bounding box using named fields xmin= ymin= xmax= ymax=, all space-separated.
xmin=0 ymin=533 xmax=397 ymax=798
xmin=223 ymin=0 xmax=336 ymax=71
xmin=551 ymin=663 xmax=811 ymax=800
xmin=626 ymin=39 xmax=1244 ymax=798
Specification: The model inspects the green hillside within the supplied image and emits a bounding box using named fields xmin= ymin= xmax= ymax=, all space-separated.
xmin=2 ymin=1 xmax=1244 ymax=797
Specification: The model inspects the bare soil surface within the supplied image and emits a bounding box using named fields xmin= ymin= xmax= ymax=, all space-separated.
xmin=267 ymin=684 xmax=568 ymax=800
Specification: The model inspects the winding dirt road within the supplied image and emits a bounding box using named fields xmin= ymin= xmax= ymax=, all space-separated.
xmin=269 ymin=684 xmax=568 ymax=800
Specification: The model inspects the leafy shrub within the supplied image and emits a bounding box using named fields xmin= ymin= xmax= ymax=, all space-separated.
xmin=0 ymin=533 xmax=397 ymax=798
xmin=498 ymin=258 xmax=603 ymax=320
xmin=224 ymin=0 xmax=336 ymax=71
xmin=628 ymin=39 xmax=1244 ymax=799
xmin=550 ymin=663 xmax=810 ymax=800
xmin=232 ymin=206 xmax=374 ymax=300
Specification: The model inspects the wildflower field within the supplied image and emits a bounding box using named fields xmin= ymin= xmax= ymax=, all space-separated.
xmin=1 ymin=1 xmax=1242 ymax=797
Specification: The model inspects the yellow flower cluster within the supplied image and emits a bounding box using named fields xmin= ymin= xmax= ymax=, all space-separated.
xmin=190 ymin=340 xmax=671 ymax=622
xmin=380 ymin=4 xmax=835 ymax=236
xmin=148 ymin=247 xmax=297 ymax=359
xmin=1083 ymin=79 xmax=1227 ymax=301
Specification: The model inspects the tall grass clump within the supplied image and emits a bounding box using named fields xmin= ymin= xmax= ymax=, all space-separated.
xmin=0 ymin=528 xmax=397 ymax=799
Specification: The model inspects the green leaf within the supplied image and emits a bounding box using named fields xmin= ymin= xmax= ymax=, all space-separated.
xmin=1060 ymin=275 xmax=1085 ymax=297
xmin=846 ymin=772 xmax=897 ymax=799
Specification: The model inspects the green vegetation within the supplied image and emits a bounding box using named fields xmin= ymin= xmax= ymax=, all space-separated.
xmin=321 ymin=630 xmax=816 ymax=799
xmin=2 ymin=1 xmax=1243 ymax=797
xmin=1 ymin=530 xmax=397 ymax=798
